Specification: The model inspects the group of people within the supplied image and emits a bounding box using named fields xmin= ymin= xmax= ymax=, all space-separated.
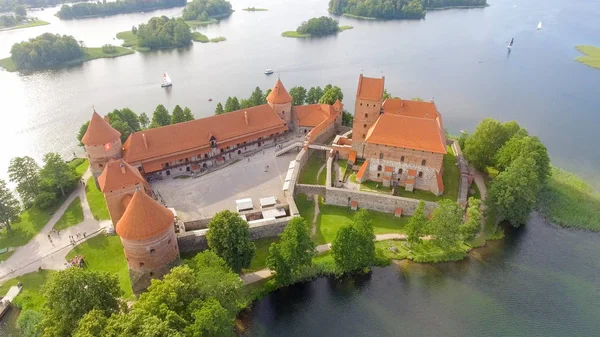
xmin=65 ymin=255 xmax=85 ymax=268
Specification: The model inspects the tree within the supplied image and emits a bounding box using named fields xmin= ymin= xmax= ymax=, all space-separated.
xmin=460 ymin=197 xmax=482 ymax=241
xmin=215 ymin=102 xmax=224 ymax=115
xmin=383 ymin=89 xmax=392 ymax=100
xmin=464 ymin=118 xmax=512 ymax=171
xmin=352 ymin=209 xmax=375 ymax=259
xmin=183 ymin=107 xmax=194 ymax=121
xmin=289 ymin=86 xmax=307 ymax=106
xmin=109 ymin=118 xmax=131 ymax=143
xmin=73 ymin=309 xmax=108 ymax=337
xmin=428 ymin=199 xmax=463 ymax=249
xmin=15 ymin=5 xmax=26 ymax=16
xmin=457 ymin=130 xmax=469 ymax=149
xmin=171 ymin=105 xmax=186 ymax=124
xmin=405 ymin=201 xmax=427 ymax=249
xmin=342 ymin=110 xmax=353 ymax=127
xmin=8 ymin=156 xmax=41 ymax=207
xmin=331 ymin=226 xmax=369 ymax=273
xmin=108 ymin=108 xmax=141 ymax=132
xmin=267 ymin=217 xmax=315 ymax=285
xmin=39 ymin=153 xmax=76 ymax=197
xmin=224 ymin=97 xmax=241 ymax=112
xmin=33 ymin=191 xmax=57 ymax=210
xmin=319 ymin=85 xmax=343 ymax=105
xmin=296 ymin=16 xmax=340 ymax=36
xmin=486 ymin=157 xmax=540 ymax=227
xmin=151 ymin=104 xmax=171 ymax=128
xmin=17 ymin=310 xmax=43 ymax=337
xmin=248 ymin=86 xmax=266 ymax=106
xmin=10 ymin=33 xmax=84 ymax=70
xmin=139 ymin=112 xmax=150 ymax=129
xmin=185 ymin=298 xmax=235 ymax=337
xmin=40 ymin=268 xmax=122 ymax=337
xmin=206 ymin=210 xmax=255 ymax=272
xmin=306 ymin=86 xmax=324 ymax=104
xmin=495 ymin=136 xmax=550 ymax=184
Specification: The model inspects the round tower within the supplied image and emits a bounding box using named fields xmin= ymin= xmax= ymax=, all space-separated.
xmin=116 ymin=190 xmax=179 ymax=294
xmin=81 ymin=111 xmax=122 ymax=182
xmin=267 ymin=78 xmax=293 ymax=124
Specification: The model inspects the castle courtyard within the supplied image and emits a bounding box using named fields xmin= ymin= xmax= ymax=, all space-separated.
xmin=150 ymin=146 xmax=298 ymax=221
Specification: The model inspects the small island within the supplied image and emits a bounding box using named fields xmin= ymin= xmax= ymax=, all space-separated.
xmin=282 ymin=16 xmax=353 ymax=38
xmin=182 ymin=0 xmax=233 ymax=26
xmin=242 ymin=7 xmax=268 ymax=11
xmin=0 ymin=5 xmax=49 ymax=31
xmin=328 ymin=0 xmax=488 ymax=20
xmin=56 ymin=0 xmax=187 ymax=20
xmin=0 ymin=33 xmax=133 ymax=72
xmin=575 ymin=45 xmax=600 ymax=69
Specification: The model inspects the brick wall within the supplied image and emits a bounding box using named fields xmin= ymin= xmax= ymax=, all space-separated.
xmin=182 ymin=218 xmax=211 ymax=231
xmin=364 ymin=143 xmax=444 ymax=173
xmin=295 ymin=184 xmax=326 ymax=198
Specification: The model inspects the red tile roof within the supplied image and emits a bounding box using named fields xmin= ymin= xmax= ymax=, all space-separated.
xmin=356 ymin=160 xmax=369 ymax=181
xmin=98 ymin=159 xmax=149 ymax=193
xmin=383 ymin=99 xmax=439 ymax=120
xmin=116 ymin=190 xmax=174 ymax=241
xmin=348 ymin=150 xmax=357 ymax=163
xmin=266 ymin=79 xmax=292 ymax=104
xmin=82 ymin=111 xmax=121 ymax=146
xmin=333 ymin=99 xmax=344 ymax=111
xmin=365 ymin=114 xmax=447 ymax=154
xmin=123 ymin=104 xmax=287 ymax=164
xmin=295 ymin=104 xmax=337 ymax=127
xmin=356 ymin=74 xmax=385 ymax=101
xmin=395 ymin=208 xmax=403 ymax=216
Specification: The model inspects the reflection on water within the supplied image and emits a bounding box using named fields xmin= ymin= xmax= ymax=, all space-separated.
xmin=0 ymin=307 xmax=20 ymax=337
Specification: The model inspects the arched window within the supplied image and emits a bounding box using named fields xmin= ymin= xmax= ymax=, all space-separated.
xmin=379 ymin=153 xmax=384 ymax=159
xmin=398 ymin=168 xmax=403 ymax=174
xmin=421 ymin=159 xmax=426 ymax=166
xmin=363 ymin=124 xmax=367 ymax=128
xmin=377 ymin=165 xmax=382 ymax=171
xmin=418 ymin=172 xmax=423 ymax=178
xmin=139 ymin=262 xmax=144 ymax=267
xmin=400 ymin=156 xmax=405 ymax=162
xmin=149 ymin=249 xmax=155 ymax=254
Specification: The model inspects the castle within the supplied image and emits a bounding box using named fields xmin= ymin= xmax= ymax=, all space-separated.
xmin=81 ymin=75 xmax=446 ymax=293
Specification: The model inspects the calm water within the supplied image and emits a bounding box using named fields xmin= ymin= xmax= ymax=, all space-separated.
xmin=242 ymin=214 xmax=600 ymax=336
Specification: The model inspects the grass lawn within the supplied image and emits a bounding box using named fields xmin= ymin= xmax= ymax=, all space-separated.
xmin=0 ymin=19 xmax=49 ymax=31
xmin=375 ymin=240 xmax=469 ymax=263
xmin=295 ymin=193 xmax=315 ymax=226
xmin=0 ymin=270 xmax=56 ymax=311
xmin=66 ymin=234 xmax=132 ymax=298
xmin=192 ymin=32 xmax=209 ymax=43
xmin=0 ymin=250 xmax=15 ymax=262
xmin=244 ymin=237 xmax=279 ymax=273
xmin=575 ymin=45 xmax=600 ymax=69
xmin=468 ymin=181 xmax=481 ymax=200
xmin=85 ymin=176 xmax=110 ymax=220
xmin=536 ymin=167 xmax=600 ymax=231
xmin=53 ymin=197 xmax=84 ymax=231
xmin=315 ymin=203 xmax=409 ymax=244
xmin=68 ymin=158 xmax=89 ymax=179
xmin=298 ymin=152 xmax=326 ymax=185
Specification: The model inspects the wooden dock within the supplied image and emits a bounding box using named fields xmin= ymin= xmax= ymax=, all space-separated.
xmin=0 ymin=285 xmax=22 ymax=320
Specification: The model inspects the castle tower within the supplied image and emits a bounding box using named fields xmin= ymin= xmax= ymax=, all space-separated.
xmin=333 ymin=99 xmax=344 ymax=128
xmin=116 ymin=189 xmax=179 ymax=294
xmin=267 ymin=78 xmax=293 ymax=124
xmin=81 ymin=111 xmax=123 ymax=181
xmin=98 ymin=159 xmax=151 ymax=225
xmin=351 ymin=74 xmax=385 ymax=157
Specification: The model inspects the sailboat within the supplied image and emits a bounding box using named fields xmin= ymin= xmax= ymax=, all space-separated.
xmin=161 ymin=72 xmax=172 ymax=88
xmin=507 ymin=37 xmax=514 ymax=50
xmin=537 ymin=21 xmax=542 ymax=30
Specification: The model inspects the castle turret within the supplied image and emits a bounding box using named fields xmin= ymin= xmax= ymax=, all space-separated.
xmin=352 ymin=74 xmax=385 ymax=158
xmin=333 ymin=99 xmax=344 ymax=128
xmin=98 ymin=159 xmax=150 ymax=225
xmin=267 ymin=78 xmax=293 ymax=124
xmin=116 ymin=189 xmax=179 ymax=294
xmin=82 ymin=111 xmax=122 ymax=181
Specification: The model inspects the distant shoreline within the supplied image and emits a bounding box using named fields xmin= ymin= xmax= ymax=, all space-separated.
xmin=0 ymin=20 xmax=49 ymax=31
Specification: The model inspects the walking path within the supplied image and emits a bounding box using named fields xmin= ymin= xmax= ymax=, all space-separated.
xmin=0 ymin=169 xmax=109 ymax=282
xmin=311 ymin=194 xmax=320 ymax=235
xmin=470 ymin=169 xmax=488 ymax=202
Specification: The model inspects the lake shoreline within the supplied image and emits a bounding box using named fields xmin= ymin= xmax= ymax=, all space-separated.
xmin=0 ymin=20 xmax=49 ymax=31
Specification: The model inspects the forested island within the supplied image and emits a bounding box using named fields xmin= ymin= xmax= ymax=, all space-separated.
xmin=282 ymin=16 xmax=353 ymax=38
xmin=0 ymin=6 xmax=49 ymax=30
xmin=0 ymin=33 xmax=132 ymax=72
xmin=0 ymin=0 xmax=89 ymax=12
xmin=56 ymin=0 xmax=186 ymax=20
xmin=182 ymin=0 xmax=233 ymax=26
xmin=329 ymin=0 xmax=487 ymax=20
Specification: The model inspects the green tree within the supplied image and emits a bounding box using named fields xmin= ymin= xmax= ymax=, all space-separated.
xmin=16 ymin=310 xmax=43 ymax=337
xmin=306 ymin=86 xmax=324 ymax=104
xmin=139 ymin=112 xmax=150 ymax=129
xmin=331 ymin=226 xmax=369 ymax=273
xmin=183 ymin=107 xmax=194 ymax=121
xmin=464 ymin=118 xmax=512 ymax=171
xmin=458 ymin=130 xmax=469 ymax=149
xmin=150 ymin=104 xmax=171 ymax=128
xmin=289 ymin=86 xmax=307 ymax=105
xmin=495 ymin=136 xmax=550 ymax=184
xmin=109 ymin=118 xmax=131 ymax=143
xmin=40 ymin=153 xmax=77 ymax=196
xmin=248 ymin=86 xmax=266 ymax=106
xmin=460 ymin=197 xmax=482 ymax=241
xmin=486 ymin=157 xmax=540 ymax=227
xmin=352 ymin=209 xmax=375 ymax=260
xmin=342 ymin=110 xmax=353 ymax=127
xmin=108 ymin=108 xmax=141 ymax=132
xmin=405 ymin=200 xmax=427 ymax=249
xmin=40 ymin=268 xmax=122 ymax=337
xmin=428 ymin=199 xmax=463 ymax=249
xmin=382 ymin=89 xmax=392 ymax=100
xmin=77 ymin=121 xmax=90 ymax=146
xmin=10 ymin=33 xmax=84 ymax=70
xmin=224 ymin=96 xmax=241 ymax=112
xmin=296 ymin=16 xmax=340 ymax=36
xmin=240 ymin=98 xmax=252 ymax=109
xmin=8 ymin=156 xmax=41 ymax=207
xmin=319 ymin=85 xmax=344 ymax=105
xmin=185 ymin=298 xmax=235 ymax=337
xmin=73 ymin=309 xmax=108 ymax=337
xmin=267 ymin=217 xmax=315 ymax=285
xmin=206 ymin=210 xmax=255 ymax=272
xmin=215 ymin=102 xmax=224 ymax=115
xmin=15 ymin=5 xmax=26 ymax=16
xmin=171 ymin=105 xmax=186 ymax=124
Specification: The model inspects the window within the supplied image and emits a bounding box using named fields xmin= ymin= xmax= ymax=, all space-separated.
xmin=165 ymin=162 xmax=169 ymax=167
xmin=363 ymin=124 xmax=367 ymax=128
xmin=139 ymin=262 xmax=144 ymax=267
xmin=364 ymin=113 xmax=368 ymax=118
xmin=149 ymin=272 xmax=154 ymax=277
xmin=377 ymin=165 xmax=382 ymax=171
xmin=398 ymin=168 xmax=403 ymax=174
xmin=367 ymin=104 xmax=369 ymax=107
xmin=149 ymin=249 xmax=155 ymax=254
xmin=360 ymin=103 xmax=363 ymax=106
xmin=397 ymin=178 xmax=401 ymax=182
xmin=99 ymin=164 xmax=103 ymax=168
xmin=238 ymin=150 xmax=241 ymax=154
xmin=168 ymin=239 xmax=171 ymax=244
xmin=418 ymin=172 xmax=423 ymax=178
xmin=379 ymin=153 xmax=384 ymax=159
xmin=377 ymin=173 xmax=380 ymax=178
xmin=400 ymin=156 xmax=405 ymax=162
xmin=421 ymin=159 xmax=426 ymax=166
xmin=204 ymin=154 xmax=208 ymax=159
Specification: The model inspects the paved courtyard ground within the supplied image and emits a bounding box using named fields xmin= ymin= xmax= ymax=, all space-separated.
xmin=151 ymin=146 xmax=298 ymax=220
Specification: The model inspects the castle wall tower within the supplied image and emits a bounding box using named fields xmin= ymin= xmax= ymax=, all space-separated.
xmin=98 ymin=159 xmax=151 ymax=225
xmin=267 ymin=79 xmax=293 ymax=126
xmin=81 ymin=111 xmax=123 ymax=181
xmin=333 ymin=99 xmax=344 ymax=129
xmin=116 ymin=189 xmax=179 ymax=294
xmin=351 ymin=75 xmax=385 ymax=158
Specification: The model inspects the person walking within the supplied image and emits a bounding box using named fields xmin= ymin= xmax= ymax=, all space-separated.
xmin=47 ymin=234 xmax=52 ymax=242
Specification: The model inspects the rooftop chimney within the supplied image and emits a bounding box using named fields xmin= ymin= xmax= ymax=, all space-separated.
xmin=244 ymin=111 xmax=248 ymax=126
xmin=142 ymin=133 xmax=148 ymax=149
xmin=120 ymin=162 xmax=126 ymax=174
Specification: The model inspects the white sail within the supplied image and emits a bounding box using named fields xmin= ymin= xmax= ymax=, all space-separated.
xmin=537 ymin=21 xmax=542 ymax=30
xmin=161 ymin=72 xmax=172 ymax=87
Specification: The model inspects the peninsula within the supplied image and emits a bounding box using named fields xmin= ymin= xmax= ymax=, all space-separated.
xmin=282 ymin=16 xmax=353 ymax=38
xmin=56 ymin=0 xmax=187 ymax=20
xmin=328 ymin=0 xmax=488 ymax=20
xmin=0 ymin=6 xmax=49 ymax=31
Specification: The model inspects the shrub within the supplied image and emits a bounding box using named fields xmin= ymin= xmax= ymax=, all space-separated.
xmin=33 ymin=191 xmax=57 ymax=210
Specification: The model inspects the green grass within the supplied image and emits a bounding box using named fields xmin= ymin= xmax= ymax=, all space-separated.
xmin=442 ymin=145 xmax=460 ymax=201
xmin=210 ymin=36 xmax=226 ymax=43
xmin=66 ymin=234 xmax=132 ymax=298
xmin=242 ymin=7 xmax=268 ymax=11
xmin=0 ymin=270 xmax=56 ymax=311
xmin=85 ymin=176 xmax=110 ymax=221
xmin=185 ymin=19 xmax=217 ymax=26
xmin=53 ymin=197 xmax=84 ymax=231
xmin=339 ymin=25 xmax=354 ymax=31
xmin=536 ymin=167 xmax=600 ymax=231
xmin=295 ymin=194 xmax=315 ymax=227
xmin=315 ymin=203 xmax=408 ymax=244
xmin=375 ymin=240 xmax=469 ymax=263
xmin=298 ymin=152 xmax=326 ymax=185
xmin=469 ymin=181 xmax=481 ymax=200
xmin=575 ymin=45 xmax=600 ymax=69
xmin=0 ymin=19 xmax=49 ymax=31
xmin=244 ymin=237 xmax=279 ymax=273
xmin=192 ymin=32 xmax=209 ymax=43
xmin=0 ymin=250 xmax=15 ymax=262
xmin=0 ymin=46 xmax=134 ymax=72
xmin=68 ymin=158 xmax=89 ymax=179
